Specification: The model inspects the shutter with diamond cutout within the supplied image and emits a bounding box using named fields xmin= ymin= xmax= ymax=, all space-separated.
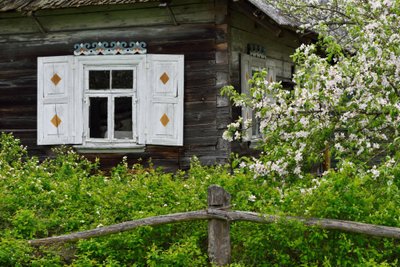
xmin=145 ymin=54 xmax=184 ymax=146
xmin=37 ymin=56 xmax=83 ymax=145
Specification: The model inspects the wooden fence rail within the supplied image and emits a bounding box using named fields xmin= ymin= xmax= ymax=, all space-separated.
xmin=29 ymin=185 xmax=400 ymax=266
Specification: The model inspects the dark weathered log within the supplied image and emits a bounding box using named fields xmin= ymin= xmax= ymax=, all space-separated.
xmin=209 ymin=210 xmax=400 ymax=239
xmin=29 ymin=209 xmax=400 ymax=247
xmin=29 ymin=211 xmax=213 ymax=246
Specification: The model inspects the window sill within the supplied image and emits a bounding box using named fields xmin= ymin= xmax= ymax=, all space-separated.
xmin=74 ymin=143 xmax=145 ymax=153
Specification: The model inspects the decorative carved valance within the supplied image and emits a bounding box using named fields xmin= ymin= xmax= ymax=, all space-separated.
xmin=74 ymin=41 xmax=147 ymax=56
xmin=247 ymin=43 xmax=266 ymax=59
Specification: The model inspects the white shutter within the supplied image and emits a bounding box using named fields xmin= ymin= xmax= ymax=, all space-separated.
xmin=145 ymin=54 xmax=184 ymax=146
xmin=241 ymin=54 xmax=277 ymax=141
xmin=37 ymin=56 xmax=82 ymax=145
xmin=241 ymin=54 xmax=253 ymax=141
xmin=266 ymin=60 xmax=276 ymax=83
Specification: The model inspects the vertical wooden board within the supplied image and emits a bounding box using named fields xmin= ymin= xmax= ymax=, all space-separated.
xmin=207 ymin=185 xmax=231 ymax=266
xmin=151 ymin=102 xmax=177 ymax=140
xmin=283 ymin=61 xmax=293 ymax=78
xmin=146 ymin=54 xmax=184 ymax=146
xmin=38 ymin=56 xmax=82 ymax=145
xmin=43 ymin=104 xmax=68 ymax=139
xmin=43 ymin=62 xmax=68 ymax=98
xmin=266 ymin=61 xmax=276 ymax=82
xmin=154 ymin=62 xmax=178 ymax=97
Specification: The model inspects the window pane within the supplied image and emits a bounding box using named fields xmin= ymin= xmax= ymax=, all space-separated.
xmin=112 ymin=70 xmax=133 ymax=89
xmin=89 ymin=97 xmax=108 ymax=138
xmin=89 ymin=70 xmax=110 ymax=90
xmin=114 ymin=97 xmax=133 ymax=139
xmin=252 ymin=112 xmax=260 ymax=137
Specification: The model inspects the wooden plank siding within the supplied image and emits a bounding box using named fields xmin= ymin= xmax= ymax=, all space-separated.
xmin=227 ymin=1 xmax=303 ymax=157
xmin=0 ymin=0 xmax=230 ymax=171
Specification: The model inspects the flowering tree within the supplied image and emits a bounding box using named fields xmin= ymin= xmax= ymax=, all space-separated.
xmin=222 ymin=0 xmax=400 ymax=179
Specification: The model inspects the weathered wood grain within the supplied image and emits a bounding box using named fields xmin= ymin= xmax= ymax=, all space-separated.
xmin=0 ymin=0 xmax=305 ymax=171
xmin=0 ymin=5 xmax=228 ymax=169
xmin=208 ymin=185 xmax=231 ymax=266
xmin=0 ymin=1 xmax=215 ymax=35
xmin=28 ymin=209 xmax=400 ymax=246
xmin=28 ymin=211 xmax=211 ymax=246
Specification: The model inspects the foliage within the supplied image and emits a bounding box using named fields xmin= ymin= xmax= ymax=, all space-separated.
xmin=1 ymin=133 xmax=400 ymax=266
xmin=222 ymin=0 xmax=400 ymax=180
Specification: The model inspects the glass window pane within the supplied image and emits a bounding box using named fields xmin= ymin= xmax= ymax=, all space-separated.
xmin=89 ymin=97 xmax=108 ymax=138
xmin=252 ymin=112 xmax=260 ymax=137
xmin=112 ymin=70 xmax=133 ymax=89
xmin=114 ymin=97 xmax=132 ymax=139
xmin=89 ymin=70 xmax=110 ymax=90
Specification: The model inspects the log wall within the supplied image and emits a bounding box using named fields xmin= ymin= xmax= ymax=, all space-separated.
xmin=228 ymin=1 xmax=303 ymax=156
xmin=0 ymin=0 xmax=230 ymax=171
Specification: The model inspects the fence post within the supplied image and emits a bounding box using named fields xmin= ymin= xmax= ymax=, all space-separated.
xmin=208 ymin=185 xmax=231 ymax=266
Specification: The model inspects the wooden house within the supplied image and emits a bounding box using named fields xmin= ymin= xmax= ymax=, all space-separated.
xmin=0 ymin=0 xmax=310 ymax=170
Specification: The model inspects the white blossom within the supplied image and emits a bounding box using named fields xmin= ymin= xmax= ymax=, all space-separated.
xmin=248 ymin=194 xmax=257 ymax=202
xmin=370 ymin=166 xmax=380 ymax=179
xmin=221 ymin=0 xmax=400 ymax=179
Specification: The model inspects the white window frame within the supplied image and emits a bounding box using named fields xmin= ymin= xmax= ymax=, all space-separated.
xmin=76 ymin=55 xmax=145 ymax=151
xmin=241 ymin=54 xmax=276 ymax=142
xmin=37 ymin=54 xmax=184 ymax=152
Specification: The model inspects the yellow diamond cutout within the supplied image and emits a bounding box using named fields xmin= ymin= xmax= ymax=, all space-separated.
xmin=160 ymin=72 xmax=170 ymax=85
xmin=160 ymin=113 xmax=170 ymax=127
xmin=51 ymin=73 xmax=62 ymax=86
xmin=51 ymin=114 xmax=62 ymax=128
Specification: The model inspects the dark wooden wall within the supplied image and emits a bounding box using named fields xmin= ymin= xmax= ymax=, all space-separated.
xmin=0 ymin=0 xmax=230 ymax=171
xmin=227 ymin=1 xmax=303 ymax=157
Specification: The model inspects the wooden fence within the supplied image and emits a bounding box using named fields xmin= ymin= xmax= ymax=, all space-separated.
xmin=29 ymin=185 xmax=400 ymax=266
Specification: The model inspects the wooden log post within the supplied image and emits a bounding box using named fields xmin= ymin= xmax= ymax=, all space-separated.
xmin=207 ymin=185 xmax=231 ymax=266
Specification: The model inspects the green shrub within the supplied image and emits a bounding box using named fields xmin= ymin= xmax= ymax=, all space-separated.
xmin=0 ymin=133 xmax=400 ymax=266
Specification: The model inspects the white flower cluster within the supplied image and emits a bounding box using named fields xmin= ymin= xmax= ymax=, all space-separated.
xmin=222 ymin=0 xmax=400 ymax=179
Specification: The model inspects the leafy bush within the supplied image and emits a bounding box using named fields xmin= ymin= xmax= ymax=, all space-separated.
xmin=1 ymin=133 xmax=400 ymax=266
